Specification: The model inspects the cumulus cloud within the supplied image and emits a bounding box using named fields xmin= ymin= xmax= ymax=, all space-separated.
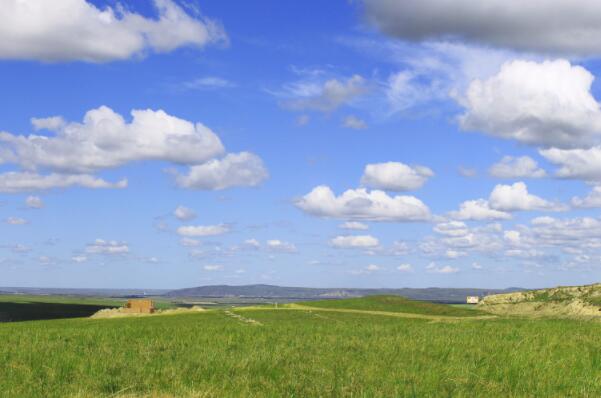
xmin=397 ymin=264 xmax=412 ymax=272
xmin=5 ymin=217 xmax=27 ymax=225
xmin=426 ymin=262 xmax=459 ymax=274
xmin=361 ymin=162 xmax=433 ymax=191
xmin=339 ymin=221 xmax=369 ymax=230
xmin=350 ymin=264 xmax=382 ymax=275
xmin=177 ymin=224 xmax=229 ymax=237
xmin=282 ymin=75 xmax=368 ymax=112
xmin=85 ymin=239 xmax=129 ymax=255
xmin=25 ymin=195 xmax=44 ymax=208
xmin=0 ymin=0 xmax=227 ymax=62
xmin=460 ymin=60 xmax=601 ymax=149
xmin=296 ymin=186 xmax=430 ymax=222
xmin=330 ymin=235 xmax=380 ymax=249
xmin=342 ymin=115 xmax=367 ymax=129
xmin=173 ymin=206 xmax=196 ymax=221
xmin=266 ymin=240 xmax=297 ymax=253
xmin=0 ymin=172 xmax=126 ymax=193
xmin=489 ymin=156 xmax=546 ymax=179
xmin=364 ymin=0 xmax=601 ymax=56
xmin=572 ymin=187 xmax=601 ymax=208
xmin=540 ymin=146 xmax=601 ymax=181
xmin=174 ymin=152 xmax=268 ymax=190
xmin=0 ymin=106 xmax=224 ymax=173
xmin=449 ymin=199 xmax=511 ymax=221
xmin=489 ymin=182 xmax=565 ymax=212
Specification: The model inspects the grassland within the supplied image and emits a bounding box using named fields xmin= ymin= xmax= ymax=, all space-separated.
xmin=1 ymin=295 xmax=601 ymax=397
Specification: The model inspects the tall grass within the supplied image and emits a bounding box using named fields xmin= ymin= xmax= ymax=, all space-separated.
xmin=1 ymin=308 xmax=601 ymax=397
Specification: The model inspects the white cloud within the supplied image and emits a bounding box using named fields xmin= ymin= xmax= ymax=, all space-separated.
xmin=296 ymin=186 xmax=430 ymax=222
xmin=243 ymin=238 xmax=261 ymax=249
xmin=174 ymin=152 xmax=268 ymax=190
xmin=71 ymin=255 xmax=87 ymax=263
xmin=426 ymin=262 xmax=459 ymax=274
xmin=540 ymin=146 xmax=601 ymax=181
xmin=177 ymin=224 xmax=229 ymax=237
xmin=342 ymin=115 xmax=367 ymax=129
xmin=25 ymin=195 xmax=43 ymax=208
xmin=0 ymin=106 xmax=225 ymax=173
xmin=180 ymin=237 xmax=201 ymax=247
xmin=282 ymin=75 xmax=368 ymax=112
xmin=266 ymin=240 xmax=297 ymax=253
xmin=364 ymin=0 xmax=601 ymax=56
xmin=339 ymin=221 xmax=369 ymax=231
xmin=460 ymin=60 xmax=601 ymax=149
xmin=330 ymin=235 xmax=379 ymax=249
xmin=471 ymin=262 xmax=483 ymax=270
xmin=0 ymin=172 xmax=126 ymax=193
xmin=449 ymin=199 xmax=511 ymax=221
xmin=173 ymin=206 xmax=196 ymax=221
xmin=572 ymin=186 xmax=601 ymax=208
xmin=31 ymin=116 xmax=65 ymax=131
xmin=351 ymin=264 xmax=382 ymax=275
xmin=180 ymin=77 xmax=235 ymax=90
xmin=489 ymin=182 xmax=565 ymax=212
xmin=0 ymin=0 xmax=226 ymax=62
xmin=361 ymin=162 xmax=433 ymax=191
xmin=489 ymin=156 xmax=546 ymax=179
xmin=434 ymin=221 xmax=470 ymax=237
xmin=85 ymin=239 xmax=129 ymax=255
xmin=5 ymin=217 xmax=27 ymax=225
xmin=458 ymin=166 xmax=477 ymax=178
xmin=397 ymin=263 xmax=412 ymax=272
xmin=204 ymin=264 xmax=223 ymax=271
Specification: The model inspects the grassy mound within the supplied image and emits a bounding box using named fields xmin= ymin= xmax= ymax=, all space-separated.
xmin=298 ymin=295 xmax=485 ymax=317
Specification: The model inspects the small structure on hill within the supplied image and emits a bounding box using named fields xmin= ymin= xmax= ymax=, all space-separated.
xmin=466 ymin=296 xmax=480 ymax=305
xmin=123 ymin=299 xmax=155 ymax=314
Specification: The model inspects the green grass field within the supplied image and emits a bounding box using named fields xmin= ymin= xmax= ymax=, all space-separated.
xmin=1 ymin=295 xmax=601 ymax=397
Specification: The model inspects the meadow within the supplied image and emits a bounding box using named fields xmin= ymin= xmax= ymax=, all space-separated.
xmin=1 ymin=295 xmax=601 ymax=397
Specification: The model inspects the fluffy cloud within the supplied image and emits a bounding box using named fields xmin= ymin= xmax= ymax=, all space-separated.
xmin=571 ymin=187 xmax=601 ymax=208
xmin=25 ymin=196 xmax=44 ymax=208
xmin=540 ymin=146 xmax=601 ymax=181
xmin=266 ymin=240 xmax=297 ymax=253
xmin=5 ymin=217 xmax=27 ymax=225
xmin=85 ymin=239 xmax=129 ymax=255
xmin=339 ymin=221 xmax=369 ymax=230
xmin=330 ymin=235 xmax=380 ymax=249
xmin=426 ymin=262 xmax=459 ymax=274
xmin=361 ymin=162 xmax=433 ymax=191
xmin=489 ymin=182 xmax=565 ymax=212
xmin=449 ymin=199 xmax=511 ymax=221
xmin=397 ymin=264 xmax=412 ymax=272
xmin=364 ymin=0 xmax=601 ymax=56
xmin=177 ymin=224 xmax=229 ymax=237
xmin=173 ymin=206 xmax=196 ymax=221
xmin=0 ymin=0 xmax=226 ymax=62
xmin=489 ymin=156 xmax=546 ymax=179
xmin=71 ymin=255 xmax=88 ymax=263
xmin=296 ymin=186 xmax=430 ymax=222
xmin=342 ymin=115 xmax=367 ymax=130
xmin=0 ymin=172 xmax=126 ymax=193
xmin=460 ymin=60 xmax=601 ymax=149
xmin=174 ymin=152 xmax=268 ymax=190
xmin=203 ymin=264 xmax=223 ymax=272
xmin=0 ymin=106 xmax=225 ymax=173
xmin=282 ymin=75 xmax=368 ymax=112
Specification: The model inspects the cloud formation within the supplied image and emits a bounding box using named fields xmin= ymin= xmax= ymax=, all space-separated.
xmin=0 ymin=0 xmax=227 ymax=62
xmin=361 ymin=162 xmax=433 ymax=191
xmin=330 ymin=235 xmax=380 ymax=248
xmin=489 ymin=156 xmax=546 ymax=179
xmin=364 ymin=0 xmax=601 ymax=56
xmin=296 ymin=186 xmax=430 ymax=222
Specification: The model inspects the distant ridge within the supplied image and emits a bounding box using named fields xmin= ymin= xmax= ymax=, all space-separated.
xmin=166 ymin=284 xmax=523 ymax=303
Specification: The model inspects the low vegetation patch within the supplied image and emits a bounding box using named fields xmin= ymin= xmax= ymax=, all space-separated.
xmin=297 ymin=295 xmax=486 ymax=317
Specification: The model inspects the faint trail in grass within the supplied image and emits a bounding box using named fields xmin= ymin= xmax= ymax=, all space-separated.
xmin=238 ymin=304 xmax=496 ymax=321
xmin=223 ymin=310 xmax=263 ymax=325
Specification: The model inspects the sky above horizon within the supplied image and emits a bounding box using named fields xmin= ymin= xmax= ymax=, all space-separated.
xmin=4 ymin=0 xmax=601 ymax=289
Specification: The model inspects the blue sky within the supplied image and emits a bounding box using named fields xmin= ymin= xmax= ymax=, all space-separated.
xmin=3 ymin=0 xmax=601 ymax=289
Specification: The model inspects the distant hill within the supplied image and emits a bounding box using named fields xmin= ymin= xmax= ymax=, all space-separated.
xmin=0 ymin=287 xmax=169 ymax=297
xmin=479 ymin=283 xmax=601 ymax=318
xmin=166 ymin=284 xmax=523 ymax=303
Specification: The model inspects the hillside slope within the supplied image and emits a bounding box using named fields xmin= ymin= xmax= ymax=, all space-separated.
xmin=478 ymin=283 xmax=601 ymax=318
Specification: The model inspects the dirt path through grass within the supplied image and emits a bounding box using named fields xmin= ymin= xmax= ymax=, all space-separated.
xmin=237 ymin=303 xmax=497 ymax=321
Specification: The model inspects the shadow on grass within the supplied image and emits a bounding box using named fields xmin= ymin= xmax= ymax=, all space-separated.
xmin=0 ymin=302 xmax=117 ymax=322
